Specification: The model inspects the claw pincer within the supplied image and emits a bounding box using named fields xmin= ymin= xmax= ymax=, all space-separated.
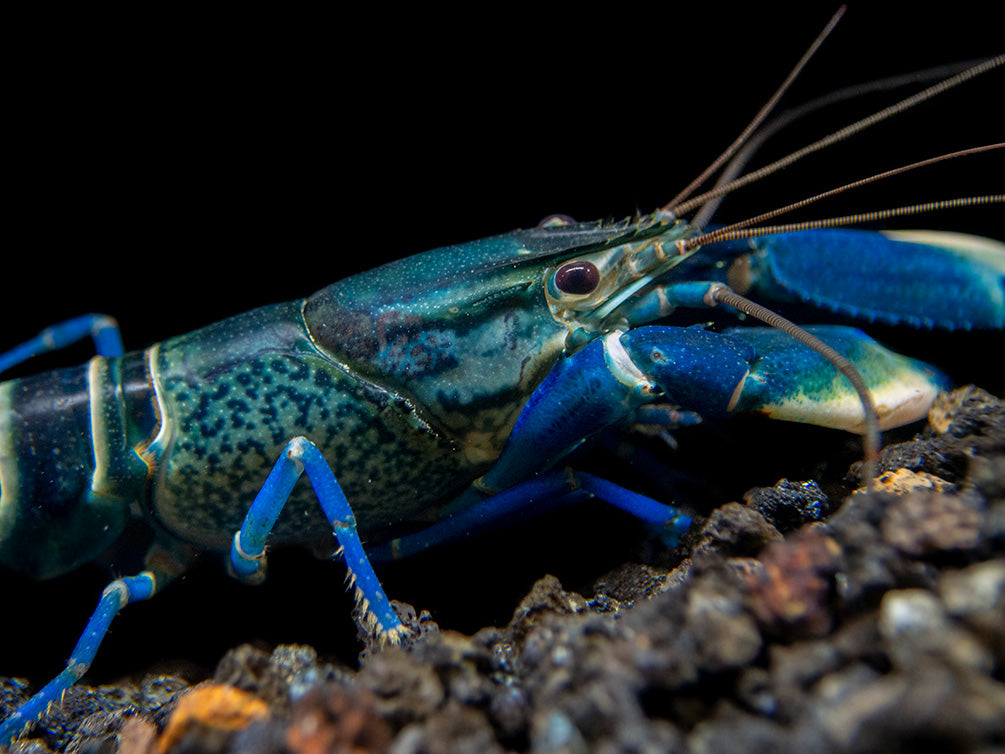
xmin=715 ymin=229 xmax=1005 ymax=330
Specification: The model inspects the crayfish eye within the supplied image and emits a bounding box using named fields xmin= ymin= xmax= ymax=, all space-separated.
xmin=538 ymin=214 xmax=577 ymax=228
xmin=554 ymin=261 xmax=600 ymax=295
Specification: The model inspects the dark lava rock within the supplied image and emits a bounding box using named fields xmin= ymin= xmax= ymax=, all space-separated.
xmin=681 ymin=502 xmax=784 ymax=559
xmin=744 ymin=479 xmax=832 ymax=533
xmin=3 ymin=386 xmax=1004 ymax=753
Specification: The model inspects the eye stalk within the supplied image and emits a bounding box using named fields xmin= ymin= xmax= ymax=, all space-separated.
xmin=552 ymin=260 xmax=601 ymax=296
xmin=542 ymin=216 xmax=692 ymax=333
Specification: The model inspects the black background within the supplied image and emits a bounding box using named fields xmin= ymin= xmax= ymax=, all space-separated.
xmin=3 ymin=7 xmax=1003 ymax=690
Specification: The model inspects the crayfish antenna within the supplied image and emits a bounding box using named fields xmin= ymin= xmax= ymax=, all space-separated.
xmin=664 ymin=6 xmax=846 ymax=212
xmin=693 ymin=145 xmax=1004 ymax=239
xmin=683 ymin=193 xmax=1005 ymax=252
xmin=690 ymin=59 xmax=994 ymax=228
xmin=669 ymin=55 xmax=1003 ymax=221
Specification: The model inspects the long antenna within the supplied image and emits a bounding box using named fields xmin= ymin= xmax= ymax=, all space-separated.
xmin=667 ymin=56 xmax=1003 ymax=218
xmin=701 ymin=145 xmax=1003 ymax=238
xmin=683 ymin=195 xmax=1004 ymax=251
xmin=690 ymin=60 xmax=985 ymax=229
xmin=664 ymin=7 xmax=846 ymax=210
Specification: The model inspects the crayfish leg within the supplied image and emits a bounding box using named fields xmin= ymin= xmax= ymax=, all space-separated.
xmin=228 ymin=436 xmax=407 ymax=643
xmin=0 ymin=314 xmax=123 ymax=376
xmin=0 ymin=572 xmax=156 ymax=745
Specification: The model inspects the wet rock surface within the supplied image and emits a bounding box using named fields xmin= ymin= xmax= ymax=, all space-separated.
xmin=3 ymin=386 xmax=1005 ymax=753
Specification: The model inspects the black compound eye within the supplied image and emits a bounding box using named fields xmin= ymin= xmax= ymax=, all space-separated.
xmin=554 ymin=261 xmax=601 ymax=295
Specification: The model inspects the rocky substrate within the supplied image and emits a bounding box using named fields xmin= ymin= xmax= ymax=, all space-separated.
xmin=3 ymin=386 xmax=1004 ymax=753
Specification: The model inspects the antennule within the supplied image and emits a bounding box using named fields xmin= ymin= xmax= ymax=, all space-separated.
xmin=684 ymin=194 xmax=1005 ymax=251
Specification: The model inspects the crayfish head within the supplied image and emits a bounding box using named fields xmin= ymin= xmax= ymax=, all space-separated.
xmin=301 ymin=213 xmax=696 ymax=456
xmin=540 ymin=214 xmax=697 ymax=345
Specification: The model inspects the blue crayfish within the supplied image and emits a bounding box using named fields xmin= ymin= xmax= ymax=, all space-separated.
xmin=1 ymin=30 xmax=1003 ymax=744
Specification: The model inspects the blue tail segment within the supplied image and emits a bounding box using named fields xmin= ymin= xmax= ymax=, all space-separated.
xmin=229 ymin=436 xmax=405 ymax=642
xmin=0 ymin=573 xmax=156 ymax=746
xmin=0 ymin=314 xmax=124 ymax=375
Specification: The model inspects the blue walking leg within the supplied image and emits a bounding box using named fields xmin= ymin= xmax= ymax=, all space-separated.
xmin=577 ymin=472 xmax=692 ymax=538
xmin=370 ymin=469 xmax=692 ymax=564
xmin=0 ymin=572 xmax=156 ymax=746
xmin=0 ymin=314 xmax=124 ymax=375
xmin=228 ymin=436 xmax=405 ymax=642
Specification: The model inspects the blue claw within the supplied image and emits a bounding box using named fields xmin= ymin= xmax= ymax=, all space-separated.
xmin=725 ymin=325 xmax=952 ymax=432
xmin=742 ymin=229 xmax=1005 ymax=330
